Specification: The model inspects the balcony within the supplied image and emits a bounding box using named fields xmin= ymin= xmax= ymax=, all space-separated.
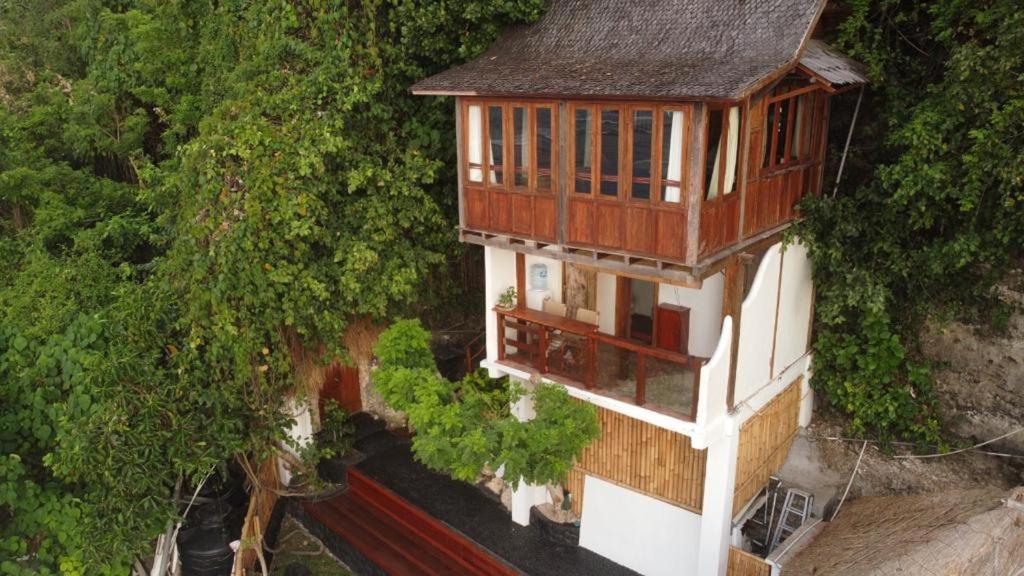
xmin=495 ymin=306 xmax=706 ymax=421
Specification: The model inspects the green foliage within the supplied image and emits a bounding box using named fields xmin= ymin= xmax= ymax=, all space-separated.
xmin=0 ymin=0 xmax=542 ymax=571
xmin=318 ymin=399 xmax=354 ymax=458
xmin=373 ymin=320 xmax=599 ymax=488
xmin=795 ymin=0 xmax=1023 ymax=443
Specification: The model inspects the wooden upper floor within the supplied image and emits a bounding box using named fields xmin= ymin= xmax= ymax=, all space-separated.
xmin=454 ymin=70 xmax=838 ymax=280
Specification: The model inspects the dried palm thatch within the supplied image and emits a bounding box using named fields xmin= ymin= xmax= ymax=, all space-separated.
xmin=781 ymin=487 xmax=1024 ymax=575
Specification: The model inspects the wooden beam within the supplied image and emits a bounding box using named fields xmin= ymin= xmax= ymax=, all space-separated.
xmin=462 ymin=231 xmax=703 ymax=288
xmin=685 ymin=103 xmax=706 ymax=265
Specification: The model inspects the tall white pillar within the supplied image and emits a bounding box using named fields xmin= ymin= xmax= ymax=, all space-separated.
xmin=483 ymin=246 xmax=516 ymax=378
xmin=696 ymin=417 xmax=740 ymax=576
xmin=507 ymin=377 xmax=551 ymax=526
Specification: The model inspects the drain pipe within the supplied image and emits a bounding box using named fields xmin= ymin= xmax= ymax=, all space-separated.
xmin=832 ymin=85 xmax=865 ymax=197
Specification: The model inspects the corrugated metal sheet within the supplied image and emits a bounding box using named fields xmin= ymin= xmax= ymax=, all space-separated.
xmin=799 ymin=40 xmax=868 ymax=87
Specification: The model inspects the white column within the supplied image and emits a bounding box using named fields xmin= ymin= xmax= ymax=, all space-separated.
xmin=278 ymin=397 xmax=314 ymax=486
xmin=696 ymin=416 xmax=740 ymax=576
xmin=508 ymin=377 xmax=550 ymax=526
xmin=483 ymin=246 xmax=516 ymax=378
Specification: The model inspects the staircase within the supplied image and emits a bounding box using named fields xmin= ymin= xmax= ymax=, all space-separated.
xmin=301 ymin=467 xmax=519 ymax=576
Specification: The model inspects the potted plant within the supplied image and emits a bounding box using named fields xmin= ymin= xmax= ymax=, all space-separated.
xmin=314 ymin=399 xmax=354 ymax=486
xmin=496 ymin=286 xmax=517 ymax=310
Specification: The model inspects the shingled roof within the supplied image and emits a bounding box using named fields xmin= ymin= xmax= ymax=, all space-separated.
xmin=411 ymin=0 xmax=834 ymax=100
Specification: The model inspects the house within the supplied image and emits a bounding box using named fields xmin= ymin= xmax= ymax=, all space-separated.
xmin=411 ymin=1 xmax=867 ymax=575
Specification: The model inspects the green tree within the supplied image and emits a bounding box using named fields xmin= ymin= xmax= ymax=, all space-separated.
xmin=796 ymin=0 xmax=1023 ymax=443
xmin=373 ymin=320 xmax=600 ymax=488
xmin=0 ymin=0 xmax=542 ymax=572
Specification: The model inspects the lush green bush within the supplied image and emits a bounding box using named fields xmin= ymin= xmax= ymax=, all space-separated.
xmin=374 ymin=320 xmax=600 ymax=488
xmin=796 ymin=0 xmax=1023 ymax=443
xmin=0 ymin=0 xmax=542 ymax=571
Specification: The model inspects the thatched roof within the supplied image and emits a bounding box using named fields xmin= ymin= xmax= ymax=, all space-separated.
xmin=411 ymin=0 xmax=840 ymax=100
xmin=780 ymin=487 xmax=1024 ymax=575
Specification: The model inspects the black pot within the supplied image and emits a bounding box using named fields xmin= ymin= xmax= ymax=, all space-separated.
xmin=178 ymin=524 xmax=239 ymax=576
xmin=316 ymin=457 xmax=349 ymax=487
xmin=177 ymin=467 xmax=247 ymax=576
xmin=530 ymin=506 xmax=580 ymax=547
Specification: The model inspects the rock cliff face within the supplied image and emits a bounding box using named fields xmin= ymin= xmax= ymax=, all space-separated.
xmin=921 ymin=269 xmax=1024 ymax=454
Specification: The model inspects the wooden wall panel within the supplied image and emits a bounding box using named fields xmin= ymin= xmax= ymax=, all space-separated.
xmin=624 ymin=207 xmax=655 ymax=254
xmin=727 ymin=547 xmax=772 ymax=576
xmin=489 ymin=190 xmax=512 ymax=233
xmin=464 ymin=188 xmax=489 ymax=231
xmin=511 ymin=194 xmax=533 ymax=237
xmin=655 ymin=210 xmax=687 ymax=260
xmin=535 ymin=196 xmax=557 ymax=241
xmin=595 ymin=203 xmax=623 ymax=248
xmin=566 ymin=404 xmax=707 ymax=516
xmin=699 ymin=195 xmax=740 ymax=257
xmin=568 ymin=199 xmax=593 ymax=245
xmin=732 ymin=379 xmax=802 ymax=516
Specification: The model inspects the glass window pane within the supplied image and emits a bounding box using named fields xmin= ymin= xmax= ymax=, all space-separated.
xmin=536 ymin=107 xmax=553 ymax=191
xmin=705 ymin=109 xmax=724 ymax=200
xmin=774 ymin=99 xmax=790 ymax=166
xmin=467 ymin=105 xmax=483 ymax=182
xmin=724 ymin=106 xmax=741 ymax=195
xmin=574 ymin=108 xmax=593 ymax=194
xmin=661 ymin=111 xmax=684 ymax=203
xmin=488 ymin=105 xmax=504 ymax=185
xmin=631 ymin=110 xmax=653 ymax=200
xmin=792 ymin=95 xmax=806 ymax=160
xmin=600 ymin=109 xmax=619 ymax=197
xmin=762 ymin=103 xmax=776 ymax=168
xmin=513 ymin=106 xmax=529 ymax=187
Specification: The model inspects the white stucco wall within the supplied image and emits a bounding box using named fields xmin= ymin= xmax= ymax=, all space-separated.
xmin=485 ymin=247 xmax=517 ymax=376
xmin=694 ymin=317 xmax=732 ymax=440
xmin=596 ymin=271 xmax=617 ymax=335
xmin=580 ymin=476 xmax=702 ymax=576
xmin=733 ymin=245 xmax=782 ymax=406
xmin=658 ymin=274 xmax=725 ymax=358
xmin=772 ymin=241 xmax=813 ymax=377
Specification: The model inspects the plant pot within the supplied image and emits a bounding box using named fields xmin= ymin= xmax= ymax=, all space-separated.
xmin=530 ymin=505 xmax=580 ymax=547
xmin=316 ymin=457 xmax=349 ymax=488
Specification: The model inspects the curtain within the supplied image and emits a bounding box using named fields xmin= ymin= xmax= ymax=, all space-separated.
xmin=467 ymin=105 xmax=483 ymax=182
xmin=663 ymin=111 xmax=684 ymax=202
xmin=723 ymin=106 xmax=741 ymax=194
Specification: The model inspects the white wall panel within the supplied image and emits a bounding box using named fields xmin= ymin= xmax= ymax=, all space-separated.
xmin=580 ymin=476 xmax=702 ymax=576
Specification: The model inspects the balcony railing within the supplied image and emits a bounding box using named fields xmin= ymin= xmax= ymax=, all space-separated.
xmin=495 ymin=306 xmax=706 ymax=421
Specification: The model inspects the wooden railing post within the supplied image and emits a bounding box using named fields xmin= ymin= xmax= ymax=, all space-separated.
xmin=497 ymin=311 xmax=506 ymax=361
xmin=636 ymin=354 xmax=646 ymax=406
xmin=538 ymin=325 xmax=548 ymax=374
xmin=586 ymin=335 xmax=596 ymax=389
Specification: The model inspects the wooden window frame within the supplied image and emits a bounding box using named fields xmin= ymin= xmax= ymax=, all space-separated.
xmin=569 ymin=101 xmax=691 ymax=209
xmin=762 ymin=86 xmax=822 ymax=175
xmin=461 ymin=98 xmax=559 ymax=196
xmin=702 ymin=104 xmax=743 ymax=205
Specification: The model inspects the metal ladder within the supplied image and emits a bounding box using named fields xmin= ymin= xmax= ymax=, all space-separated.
xmin=769 ymin=488 xmax=813 ymax=552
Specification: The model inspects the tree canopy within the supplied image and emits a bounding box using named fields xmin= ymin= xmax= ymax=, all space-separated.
xmin=796 ymin=0 xmax=1023 ymax=443
xmin=0 ymin=0 xmax=540 ymax=572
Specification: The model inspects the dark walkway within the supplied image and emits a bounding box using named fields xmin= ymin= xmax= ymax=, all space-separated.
xmin=354 ymin=441 xmax=639 ymax=576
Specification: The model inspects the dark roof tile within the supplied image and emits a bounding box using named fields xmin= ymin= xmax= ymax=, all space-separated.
xmin=412 ymin=0 xmax=830 ymax=100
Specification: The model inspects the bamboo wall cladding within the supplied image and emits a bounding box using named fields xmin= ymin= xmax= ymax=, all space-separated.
xmin=565 ymin=404 xmax=707 ymax=516
xmin=732 ymin=379 xmax=802 ymax=516
xmin=727 ymin=546 xmax=772 ymax=576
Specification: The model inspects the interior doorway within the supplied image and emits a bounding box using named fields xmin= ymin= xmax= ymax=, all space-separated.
xmin=616 ymin=277 xmax=656 ymax=344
